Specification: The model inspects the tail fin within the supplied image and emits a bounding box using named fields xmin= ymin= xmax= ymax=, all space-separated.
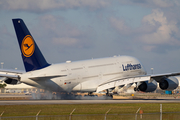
xmin=12 ymin=18 xmax=50 ymax=72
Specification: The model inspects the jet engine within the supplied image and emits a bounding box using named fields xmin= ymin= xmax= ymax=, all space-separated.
xmin=3 ymin=77 xmax=20 ymax=85
xmin=159 ymin=77 xmax=179 ymax=91
xmin=136 ymin=80 xmax=157 ymax=92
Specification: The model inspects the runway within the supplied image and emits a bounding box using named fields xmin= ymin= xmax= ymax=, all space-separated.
xmin=0 ymin=99 xmax=180 ymax=105
xmin=0 ymin=93 xmax=180 ymax=105
xmin=0 ymin=94 xmax=28 ymax=98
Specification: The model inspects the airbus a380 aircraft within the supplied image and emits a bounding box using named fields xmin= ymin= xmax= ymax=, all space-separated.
xmin=0 ymin=18 xmax=179 ymax=98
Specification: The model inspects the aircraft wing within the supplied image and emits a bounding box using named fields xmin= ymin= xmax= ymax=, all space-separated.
xmin=0 ymin=69 xmax=24 ymax=80
xmin=96 ymin=72 xmax=180 ymax=92
xmin=96 ymin=75 xmax=150 ymax=92
xmin=150 ymin=72 xmax=180 ymax=82
xmin=0 ymin=69 xmax=24 ymax=74
xmin=0 ymin=69 xmax=67 ymax=81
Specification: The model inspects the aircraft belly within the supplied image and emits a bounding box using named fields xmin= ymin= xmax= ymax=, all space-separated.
xmin=44 ymin=79 xmax=64 ymax=92
xmin=44 ymin=77 xmax=79 ymax=92
xmin=72 ymin=82 xmax=97 ymax=92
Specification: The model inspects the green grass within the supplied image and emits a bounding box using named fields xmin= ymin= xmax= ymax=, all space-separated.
xmin=0 ymin=103 xmax=180 ymax=117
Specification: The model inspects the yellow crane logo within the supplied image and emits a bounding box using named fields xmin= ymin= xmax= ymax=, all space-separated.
xmin=21 ymin=35 xmax=35 ymax=57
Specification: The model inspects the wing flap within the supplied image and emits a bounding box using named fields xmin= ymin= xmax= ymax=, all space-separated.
xmin=96 ymin=76 xmax=150 ymax=92
xmin=96 ymin=71 xmax=180 ymax=92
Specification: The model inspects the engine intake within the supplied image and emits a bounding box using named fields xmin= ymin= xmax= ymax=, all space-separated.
xmin=4 ymin=78 xmax=19 ymax=85
xmin=137 ymin=80 xmax=157 ymax=92
xmin=159 ymin=77 xmax=179 ymax=91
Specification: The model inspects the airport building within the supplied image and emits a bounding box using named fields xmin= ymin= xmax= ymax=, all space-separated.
xmin=0 ymin=82 xmax=42 ymax=94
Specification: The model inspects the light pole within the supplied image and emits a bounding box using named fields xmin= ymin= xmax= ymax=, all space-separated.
xmin=1 ymin=62 xmax=4 ymax=69
xmin=151 ymin=68 xmax=154 ymax=74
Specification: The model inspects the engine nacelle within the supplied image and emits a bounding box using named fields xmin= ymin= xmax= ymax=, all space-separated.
xmin=137 ymin=80 xmax=157 ymax=92
xmin=4 ymin=78 xmax=19 ymax=85
xmin=159 ymin=77 xmax=179 ymax=91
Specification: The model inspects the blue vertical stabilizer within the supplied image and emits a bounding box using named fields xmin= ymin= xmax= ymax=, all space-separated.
xmin=12 ymin=19 xmax=50 ymax=72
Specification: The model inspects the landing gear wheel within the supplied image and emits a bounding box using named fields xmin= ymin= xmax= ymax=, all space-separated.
xmin=109 ymin=94 xmax=113 ymax=98
xmin=105 ymin=93 xmax=113 ymax=99
xmin=106 ymin=89 xmax=113 ymax=99
xmin=134 ymin=87 xmax=139 ymax=91
xmin=134 ymin=87 xmax=137 ymax=91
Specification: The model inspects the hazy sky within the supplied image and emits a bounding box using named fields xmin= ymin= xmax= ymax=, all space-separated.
xmin=1 ymin=0 xmax=180 ymax=74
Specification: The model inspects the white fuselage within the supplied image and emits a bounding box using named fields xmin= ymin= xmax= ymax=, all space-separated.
xmin=20 ymin=56 xmax=147 ymax=93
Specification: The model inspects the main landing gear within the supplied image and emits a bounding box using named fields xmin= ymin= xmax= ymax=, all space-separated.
xmin=134 ymin=83 xmax=139 ymax=91
xmin=106 ymin=89 xmax=113 ymax=98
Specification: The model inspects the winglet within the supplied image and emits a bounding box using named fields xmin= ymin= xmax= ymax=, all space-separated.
xmin=12 ymin=19 xmax=50 ymax=72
